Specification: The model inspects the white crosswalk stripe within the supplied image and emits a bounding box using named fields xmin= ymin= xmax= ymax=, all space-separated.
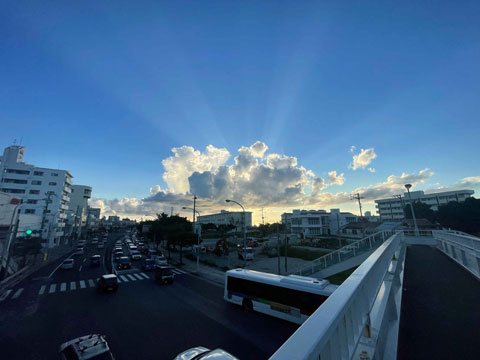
xmin=79 ymin=280 xmax=86 ymax=289
xmin=0 ymin=289 xmax=12 ymax=302
xmin=173 ymin=268 xmax=187 ymax=274
xmin=49 ymin=284 xmax=56 ymax=294
xmin=60 ymin=283 xmax=67 ymax=292
xmin=70 ymin=282 xmax=76 ymax=290
xmin=119 ymin=275 xmax=128 ymax=282
xmin=139 ymin=272 xmax=150 ymax=279
xmin=11 ymin=288 xmax=24 ymax=299
xmin=38 ymin=285 xmax=46 ymax=295
xmin=126 ymin=274 xmax=136 ymax=281
xmin=133 ymin=273 xmax=143 ymax=280
xmin=88 ymin=279 xmax=95 ymax=287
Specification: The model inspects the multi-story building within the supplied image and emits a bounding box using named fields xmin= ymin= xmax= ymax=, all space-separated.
xmin=281 ymin=212 xmax=292 ymax=226
xmin=375 ymin=189 xmax=474 ymax=221
xmin=197 ymin=210 xmax=253 ymax=228
xmin=88 ymin=207 xmax=101 ymax=219
xmin=67 ymin=185 xmax=92 ymax=238
xmin=288 ymin=209 xmax=357 ymax=237
xmin=0 ymin=145 xmax=73 ymax=247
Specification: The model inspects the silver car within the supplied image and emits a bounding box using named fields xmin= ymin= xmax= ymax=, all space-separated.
xmin=174 ymin=347 xmax=238 ymax=360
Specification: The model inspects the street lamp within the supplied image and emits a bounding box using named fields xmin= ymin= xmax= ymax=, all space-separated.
xmin=226 ymin=199 xmax=247 ymax=268
xmin=182 ymin=203 xmax=201 ymax=273
xmin=405 ymin=184 xmax=419 ymax=236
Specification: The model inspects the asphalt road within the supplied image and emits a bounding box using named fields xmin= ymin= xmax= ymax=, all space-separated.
xmin=0 ymin=231 xmax=298 ymax=359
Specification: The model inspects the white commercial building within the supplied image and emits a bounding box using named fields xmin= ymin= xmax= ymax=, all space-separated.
xmin=0 ymin=145 xmax=73 ymax=248
xmin=197 ymin=210 xmax=253 ymax=228
xmin=289 ymin=209 xmax=357 ymax=237
xmin=67 ymin=185 xmax=92 ymax=239
xmin=375 ymin=189 xmax=474 ymax=221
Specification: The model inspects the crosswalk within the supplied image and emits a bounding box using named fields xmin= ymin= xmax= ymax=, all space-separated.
xmin=0 ymin=267 xmax=188 ymax=303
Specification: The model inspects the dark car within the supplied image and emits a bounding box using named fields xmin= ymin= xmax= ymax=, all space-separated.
xmin=154 ymin=265 xmax=174 ymax=284
xmin=89 ymin=255 xmax=101 ymax=267
xmin=97 ymin=275 xmax=118 ymax=293
xmin=114 ymin=252 xmax=124 ymax=262
xmin=142 ymin=258 xmax=155 ymax=271
xmin=117 ymin=256 xmax=131 ymax=270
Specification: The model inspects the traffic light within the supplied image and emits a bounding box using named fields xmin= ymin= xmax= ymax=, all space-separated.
xmin=25 ymin=229 xmax=33 ymax=235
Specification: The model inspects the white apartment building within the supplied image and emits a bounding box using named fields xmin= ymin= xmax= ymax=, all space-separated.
xmin=0 ymin=145 xmax=73 ymax=248
xmin=67 ymin=185 xmax=92 ymax=238
xmin=197 ymin=210 xmax=253 ymax=228
xmin=289 ymin=209 xmax=357 ymax=237
xmin=375 ymin=189 xmax=474 ymax=221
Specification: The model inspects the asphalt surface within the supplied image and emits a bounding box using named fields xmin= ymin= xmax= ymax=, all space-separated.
xmin=398 ymin=245 xmax=480 ymax=360
xmin=0 ymin=231 xmax=298 ymax=359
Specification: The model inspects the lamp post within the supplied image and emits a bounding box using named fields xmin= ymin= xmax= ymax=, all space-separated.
xmin=405 ymin=184 xmax=419 ymax=236
xmin=182 ymin=201 xmax=201 ymax=273
xmin=226 ymin=199 xmax=247 ymax=268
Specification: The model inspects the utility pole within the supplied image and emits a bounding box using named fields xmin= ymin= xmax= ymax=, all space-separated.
xmin=40 ymin=191 xmax=55 ymax=243
xmin=336 ymin=212 xmax=342 ymax=248
xmin=351 ymin=193 xmax=364 ymax=217
xmin=277 ymin=223 xmax=280 ymax=275
xmin=284 ymin=224 xmax=288 ymax=273
xmin=262 ymin=208 xmax=265 ymax=225
xmin=4 ymin=216 xmax=20 ymax=279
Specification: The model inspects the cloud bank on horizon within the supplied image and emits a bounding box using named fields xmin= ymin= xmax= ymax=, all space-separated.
xmin=90 ymin=141 xmax=480 ymax=220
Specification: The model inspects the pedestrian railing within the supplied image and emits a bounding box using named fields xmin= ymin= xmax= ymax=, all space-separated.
xmin=291 ymin=231 xmax=394 ymax=277
xmin=435 ymin=230 xmax=480 ymax=280
xmin=270 ymin=232 xmax=405 ymax=360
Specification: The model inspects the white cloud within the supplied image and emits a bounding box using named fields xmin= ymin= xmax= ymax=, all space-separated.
xmin=350 ymin=148 xmax=377 ymax=170
xmin=327 ymin=171 xmax=345 ymax=186
xmin=368 ymin=168 xmax=376 ymax=173
xmin=349 ymin=145 xmax=356 ymax=153
xmin=426 ymin=176 xmax=480 ymax=193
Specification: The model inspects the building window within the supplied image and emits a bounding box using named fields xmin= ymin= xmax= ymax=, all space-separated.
xmin=0 ymin=188 xmax=26 ymax=194
xmin=32 ymin=180 xmax=42 ymax=185
xmin=49 ymin=182 xmax=57 ymax=186
xmin=25 ymin=209 xmax=36 ymax=214
xmin=29 ymin=190 xmax=40 ymax=195
xmin=33 ymin=171 xmax=44 ymax=176
xmin=5 ymin=168 xmax=30 ymax=175
xmin=2 ymin=178 xmax=28 ymax=184
xmin=51 ymin=173 xmax=59 ymax=177
xmin=27 ymin=199 xmax=38 ymax=204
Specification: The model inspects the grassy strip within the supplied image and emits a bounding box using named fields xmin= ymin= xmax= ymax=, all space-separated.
xmin=278 ymin=245 xmax=329 ymax=261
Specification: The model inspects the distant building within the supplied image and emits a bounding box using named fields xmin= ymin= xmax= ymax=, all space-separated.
xmin=340 ymin=221 xmax=382 ymax=239
xmin=88 ymin=207 xmax=101 ymax=219
xmin=197 ymin=210 xmax=253 ymax=228
xmin=0 ymin=145 xmax=73 ymax=248
xmin=288 ymin=209 xmax=357 ymax=237
xmin=68 ymin=185 xmax=92 ymax=238
xmin=375 ymin=189 xmax=474 ymax=221
xmin=281 ymin=213 xmax=292 ymax=226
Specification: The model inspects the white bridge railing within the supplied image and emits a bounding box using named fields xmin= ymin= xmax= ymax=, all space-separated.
xmin=435 ymin=231 xmax=480 ymax=280
xmin=270 ymin=232 xmax=406 ymax=360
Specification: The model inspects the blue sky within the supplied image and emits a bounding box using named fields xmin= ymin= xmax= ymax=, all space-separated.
xmin=1 ymin=1 xmax=479 ymax=222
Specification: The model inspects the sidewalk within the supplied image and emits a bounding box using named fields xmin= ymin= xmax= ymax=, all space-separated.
xmin=171 ymin=254 xmax=226 ymax=286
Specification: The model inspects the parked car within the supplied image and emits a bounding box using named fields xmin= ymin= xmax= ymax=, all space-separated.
xmin=90 ymin=255 xmax=101 ymax=267
xmin=174 ymin=347 xmax=238 ymax=360
xmin=117 ymin=256 xmax=131 ymax=270
xmin=59 ymin=334 xmax=114 ymax=360
xmin=61 ymin=258 xmax=74 ymax=270
xmin=97 ymin=274 xmax=119 ymax=293
xmin=141 ymin=258 xmax=156 ymax=271
xmin=237 ymin=247 xmax=254 ymax=261
xmin=131 ymin=251 xmax=142 ymax=261
xmin=154 ymin=265 xmax=174 ymax=284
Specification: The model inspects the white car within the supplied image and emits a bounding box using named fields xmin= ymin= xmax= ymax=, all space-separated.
xmin=61 ymin=258 xmax=74 ymax=270
xmin=156 ymin=255 xmax=168 ymax=265
xmin=174 ymin=347 xmax=238 ymax=360
xmin=74 ymin=247 xmax=84 ymax=256
xmin=59 ymin=334 xmax=114 ymax=360
xmin=131 ymin=251 xmax=142 ymax=261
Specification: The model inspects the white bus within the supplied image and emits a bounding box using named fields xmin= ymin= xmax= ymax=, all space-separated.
xmin=224 ymin=269 xmax=338 ymax=324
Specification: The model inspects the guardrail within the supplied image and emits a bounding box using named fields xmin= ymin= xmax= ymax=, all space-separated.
xmin=291 ymin=231 xmax=394 ymax=277
xmin=270 ymin=232 xmax=405 ymax=360
xmin=434 ymin=231 xmax=480 ymax=280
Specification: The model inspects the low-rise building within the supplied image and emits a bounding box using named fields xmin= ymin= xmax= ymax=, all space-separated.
xmin=197 ymin=210 xmax=253 ymax=228
xmin=375 ymin=189 xmax=474 ymax=221
xmin=288 ymin=209 xmax=357 ymax=237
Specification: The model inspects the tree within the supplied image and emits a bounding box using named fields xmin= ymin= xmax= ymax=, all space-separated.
xmin=436 ymin=197 xmax=480 ymax=235
xmin=404 ymin=201 xmax=437 ymax=223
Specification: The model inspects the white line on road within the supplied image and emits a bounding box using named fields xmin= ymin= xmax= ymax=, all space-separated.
xmin=38 ymin=285 xmax=46 ymax=295
xmin=120 ymin=275 xmax=128 ymax=282
xmin=133 ymin=273 xmax=143 ymax=280
xmin=139 ymin=272 xmax=150 ymax=279
xmin=11 ymin=288 xmax=24 ymax=299
xmin=79 ymin=280 xmax=86 ymax=289
xmin=70 ymin=282 xmax=76 ymax=290
xmin=79 ymin=265 xmax=82 ymax=272
xmin=60 ymin=283 xmax=67 ymax=292
xmin=88 ymin=279 xmax=95 ymax=287
xmin=48 ymin=261 xmax=66 ymax=278
xmin=82 ymin=258 xmax=86 ymax=263
xmin=126 ymin=274 xmax=136 ymax=281
xmin=49 ymin=284 xmax=56 ymax=294
xmin=0 ymin=289 xmax=12 ymax=302
xmin=174 ymin=268 xmax=186 ymax=274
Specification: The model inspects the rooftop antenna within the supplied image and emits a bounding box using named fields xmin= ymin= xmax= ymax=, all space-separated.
xmin=350 ymin=193 xmax=364 ymax=217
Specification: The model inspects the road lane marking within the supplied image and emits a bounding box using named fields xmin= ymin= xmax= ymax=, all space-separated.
xmin=70 ymin=282 xmax=76 ymax=290
xmin=60 ymin=283 xmax=67 ymax=292
xmin=82 ymin=258 xmax=86 ymax=263
xmin=133 ymin=273 xmax=143 ymax=280
xmin=11 ymin=288 xmax=24 ymax=299
xmin=174 ymin=268 xmax=186 ymax=274
xmin=119 ymin=275 xmax=128 ymax=282
xmin=49 ymin=284 xmax=56 ymax=294
xmin=126 ymin=274 xmax=136 ymax=281
xmin=48 ymin=260 xmax=67 ymax=278
xmin=0 ymin=289 xmax=12 ymax=302
xmin=79 ymin=280 xmax=86 ymax=289
xmin=139 ymin=272 xmax=150 ymax=279
xmin=38 ymin=285 xmax=46 ymax=295
xmin=88 ymin=279 xmax=95 ymax=287
xmin=79 ymin=265 xmax=82 ymax=272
